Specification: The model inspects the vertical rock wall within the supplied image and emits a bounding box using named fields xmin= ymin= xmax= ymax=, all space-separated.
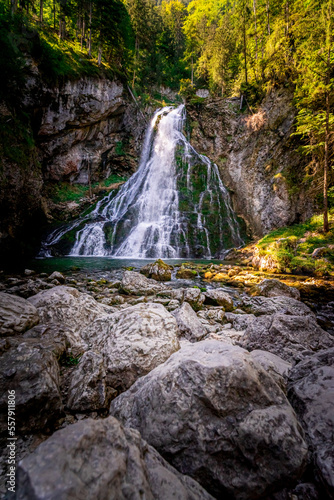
xmin=187 ymin=88 xmax=314 ymax=239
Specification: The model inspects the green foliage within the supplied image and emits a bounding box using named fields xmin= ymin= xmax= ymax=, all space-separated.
xmin=115 ymin=141 xmax=125 ymax=155
xmin=0 ymin=113 xmax=37 ymax=169
xmin=59 ymin=352 xmax=82 ymax=366
xmin=179 ymin=78 xmax=195 ymax=99
xmin=51 ymin=175 xmax=126 ymax=203
xmin=257 ymin=212 xmax=334 ymax=275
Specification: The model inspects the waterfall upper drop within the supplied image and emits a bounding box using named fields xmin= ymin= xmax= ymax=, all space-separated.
xmin=43 ymin=105 xmax=243 ymax=258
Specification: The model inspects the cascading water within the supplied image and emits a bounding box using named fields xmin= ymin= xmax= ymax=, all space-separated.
xmin=41 ymin=105 xmax=243 ymax=258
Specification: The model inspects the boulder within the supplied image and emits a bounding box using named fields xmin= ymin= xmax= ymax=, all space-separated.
xmin=198 ymin=308 xmax=226 ymax=324
xmin=241 ymin=295 xmax=314 ymax=317
xmin=24 ymin=269 xmax=35 ymax=276
xmin=182 ymin=288 xmax=205 ymax=311
xmin=225 ymin=312 xmax=256 ymax=331
xmin=81 ymin=303 xmax=180 ymax=395
xmin=0 ymin=292 xmax=39 ymax=336
xmin=250 ymin=350 xmax=292 ymax=391
xmin=311 ymin=247 xmax=329 ymax=259
xmin=14 ymin=417 xmax=214 ymax=500
xmin=204 ymin=289 xmax=234 ymax=311
xmin=0 ymin=338 xmax=62 ymax=434
xmin=176 ymin=267 xmax=198 ymax=279
xmin=140 ymin=259 xmax=172 ymax=281
xmin=253 ymin=279 xmax=300 ymax=300
xmin=110 ymin=341 xmax=308 ymax=499
xmin=23 ymin=323 xmax=68 ymax=357
xmin=28 ymin=286 xmax=113 ymax=352
xmin=288 ymin=348 xmax=334 ymax=497
xmin=6 ymin=278 xmax=52 ymax=299
xmin=120 ymin=271 xmax=167 ymax=295
xmin=172 ymin=302 xmax=207 ymax=342
xmin=48 ymin=271 xmax=66 ymax=283
xmin=239 ymin=313 xmax=334 ymax=363
xmin=67 ymin=351 xmax=114 ymax=411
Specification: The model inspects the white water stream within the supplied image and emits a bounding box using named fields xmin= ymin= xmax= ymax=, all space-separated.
xmin=42 ymin=105 xmax=243 ymax=258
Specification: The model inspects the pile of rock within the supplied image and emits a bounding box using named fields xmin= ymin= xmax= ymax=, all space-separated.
xmin=0 ymin=266 xmax=333 ymax=499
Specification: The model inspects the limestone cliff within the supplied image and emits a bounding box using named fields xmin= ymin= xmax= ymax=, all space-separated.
xmin=0 ymin=65 xmax=146 ymax=264
xmin=187 ymin=88 xmax=314 ymax=239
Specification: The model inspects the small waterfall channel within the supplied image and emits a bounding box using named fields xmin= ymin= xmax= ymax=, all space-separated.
xmin=41 ymin=105 xmax=243 ymax=259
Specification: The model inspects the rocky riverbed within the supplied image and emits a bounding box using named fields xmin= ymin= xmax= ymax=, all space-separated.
xmin=0 ymin=260 xmax=333 ymax=499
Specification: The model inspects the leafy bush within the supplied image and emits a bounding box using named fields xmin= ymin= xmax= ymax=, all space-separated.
xmin=256 ymin=212 xmax=334 ymax=275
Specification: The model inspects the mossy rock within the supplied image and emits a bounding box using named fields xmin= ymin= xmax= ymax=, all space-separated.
xmin=176 ymin=267 xmax=198 ymax=279
xmin=140 ymin=259 xmax=173 ymax=282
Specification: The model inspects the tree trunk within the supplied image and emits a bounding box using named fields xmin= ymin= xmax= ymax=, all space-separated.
xmin=98 ymin=46 xmax=102 ymax=66
xmin=11 ymin=0 xmax=18 ymax=15
xmin=88 ymin=162 xmax=92 ymax=199
xmin=88 ymin=0 xmax=92 ymax=56
xmin=253 ymin=0 xmax=258 ymax=60
xmin=266 ymin=0 xmax=270 ymax=35
xmin=53 ymin=0 xmax=56 ymax=29
xmin=191 ymin=56 xmax=194 ymax=84
xmin=323 ymin=47 xmax=331 ymax=232
xmin=39 ymin=0 xmax=43 ymax=23
xmin=132 ymin=36 xmax=139 ymax=87
xmin=81 ymin=17 xmax=85 ymax=50
xmin=243 ymin=6 xmax=248 ymax=83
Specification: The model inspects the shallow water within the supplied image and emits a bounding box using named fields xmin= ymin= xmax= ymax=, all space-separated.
xmin=30 ymin=257 xmax=222 ymax=275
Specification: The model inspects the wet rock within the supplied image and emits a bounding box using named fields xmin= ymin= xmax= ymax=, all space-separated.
xmin=120 ymin=270 xmax=167 ymax=295
xmin=241 ymin=295 xmax=314 ymax=317
xmin=67 ymin=351 xmax=114 ymax=411
xmin=253 ymin=278 xmax=300 ymax=300
xmin=81 ymin=303 xmax=180 ymax=395
xmin=204 ymin=289 xmax=234 ymax=310
xmin=48 ymin=271 xmax=65 ymax=283
xmin=14 ymin=417 xmax=214 ymax=500
xmin=28 ymin=286 xmax=113 ymax=353
xmin=140 ymin=259 xmax=172 ymax=281
xmin=110 ymin=340 xmax=308 ymax=499
xmin=0 ymin=338 xmax=62 ymax=434
xmin=240 ymin=313 xmax=334 ymax=363
xmin=0 ymin=292 xmax=39 ymax=336
xmin=182 ymin=288 xmax=205 ymax=311
xmin=172 ymin=302 xmax=207 ymax=342
xmin=288 ymin=348 xmax=334 ymax=497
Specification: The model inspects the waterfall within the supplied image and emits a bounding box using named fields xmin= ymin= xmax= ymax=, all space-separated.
xmin=42 ymin=105 xmax=243 ymax=258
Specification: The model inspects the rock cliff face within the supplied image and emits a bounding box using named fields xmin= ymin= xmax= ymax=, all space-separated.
xmin=187 ymin=88 xmax=314 ymax=239
xmin=32 ymin=76 xmax=145 ymax=183
xmin=0 ymin=66 xmax=146 ymax=264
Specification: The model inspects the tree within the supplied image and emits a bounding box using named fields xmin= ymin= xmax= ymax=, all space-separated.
xmin=293 ymin=0 xmax=334 ymax=231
